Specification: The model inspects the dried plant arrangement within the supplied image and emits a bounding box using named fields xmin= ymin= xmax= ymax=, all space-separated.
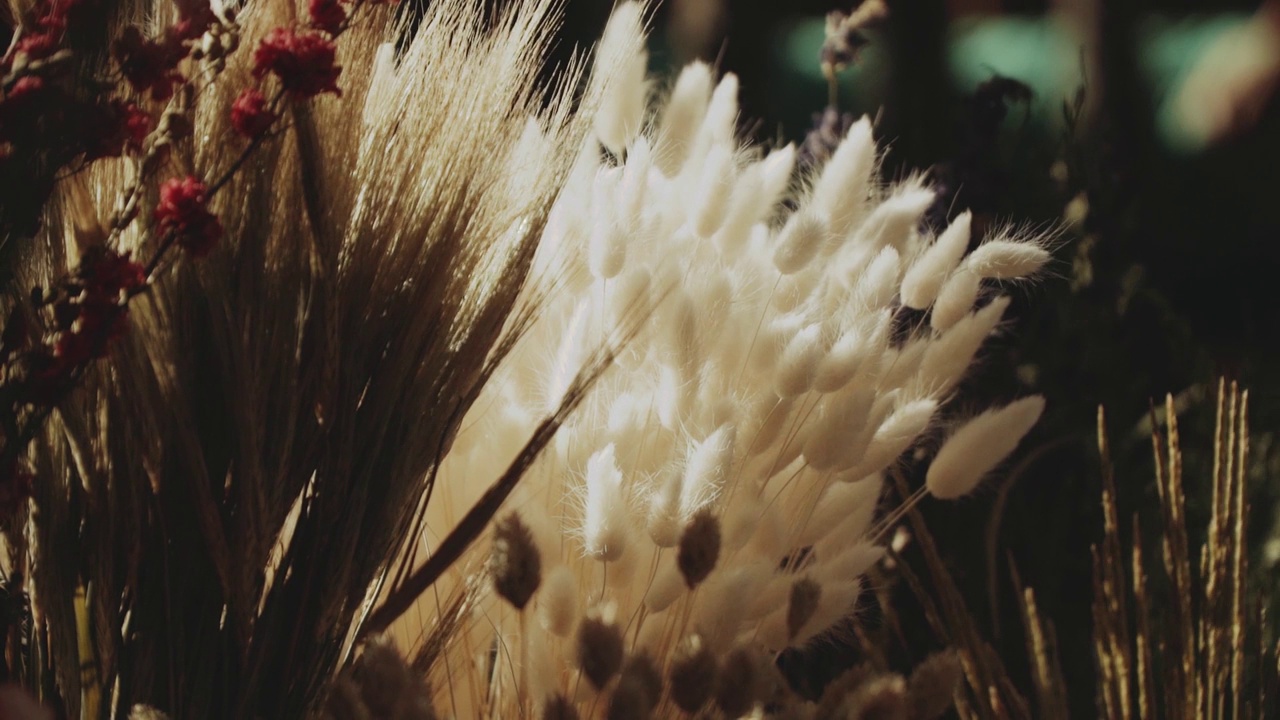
xmin=0 ymin=0 xmax=1064 ymax=718
xmin=882 ymin=381 xmax=1280 ymax=720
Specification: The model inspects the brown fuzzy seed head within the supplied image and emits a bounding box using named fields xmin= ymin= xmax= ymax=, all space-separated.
xmin=577 ymin=615 xmax=625 ymax=690
xmin=906 ymin=650 xmax=962 ymax=720
xmin=542 ymin=694 xmax=580 ymax=720
xmin=323 ymin=677 xmax=369 ymax=720
xmin=677 ymin=510 xmax=721 ymax=588
xmin=714 ymin=647 xmax=760 ymax=718
xmin=786 ymin=576 xmax=822 ymax=642
xmin=848 ymin=674 xmax=908 ymax=720
xmin=669 ymin=634 xmax=718 ymax=713
xmin=815 ymin=663 xmax=879 ymax=718
xmin=491 ymin=511 xmax=542 ymax=610
xmin=607 ymin=654 xmax=663 ymax=720
xmin=352 ymin=641 xmax=414 ymax=717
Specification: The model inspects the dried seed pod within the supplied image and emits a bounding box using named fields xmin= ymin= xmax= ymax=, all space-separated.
xmin=678 ymin=509 xmax=722 ymax=588
xmin=541 ymin=693 xmax=580 ymax=720
xmin=906 ymin=650 xmax=962 ymax=720
xmin=847 ymin=674 xmax=908 ymax=720
xmin=607 ymin=654 xmax=663 ymax=720
xmin=577 ymin=614 xmax=625 ymax=690
xmin=714 ymin=646 xmax=760 ymax=718
xmin=353 ymin=641 xmax=415 ymax=717
xmin=491 ymin=511 xmax=542 ymax=610
xmin=669 ymin=634 xmax=718 ymax=713
xmin=786 ymin=576 xmax=822 ymax=642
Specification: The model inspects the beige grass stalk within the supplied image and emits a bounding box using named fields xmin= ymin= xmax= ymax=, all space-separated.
xmin=5 ymin=0 xmax=603 ymax=717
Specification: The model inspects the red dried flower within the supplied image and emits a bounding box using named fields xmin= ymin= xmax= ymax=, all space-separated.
xmin=252 ymin=28 xmax=342 ymax=99
xmin=83 ymin=101 xmax=152 ymax=161
xmin=113 ymin=26 xmax=185 ymax=101
xmin=308 ymin=0 xmax=346 ymax=36
xmin=82 ymin=248 xmax=147 ymax=298
xmin=230 ymin=88 xmax=276 ymax=138
xmin=155 ymin=176 xmax=222 ymax=257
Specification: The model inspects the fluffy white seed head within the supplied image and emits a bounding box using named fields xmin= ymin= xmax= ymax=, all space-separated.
xmin=802 ymin=384 xmax=876 ymax=471
xmin=796 ymin=475 xmax=881 ymax=547
xmin=965 ymin=238 xmax=1051 ymax=280
xmin=926 ymin=395 xmax=1046 ymax=500
xmin=917 ymin=296 xmax=1010 ymax=396
xmin=816 ymin=542 xmax=885 ymax=584
xmin=854 ymin=398 xmax=938 ymax=475
xmin=592 ymin=2 xmax=647 ymax=155
xmin=901 ymin=211 xmax=971 ymax=309
xmin=582 ymin=444 xmax=631 ymax=561
xmin=774 ymin=323 xmax=825 ymax=397
xmin=931 ymin=267 xmax=982 ymax=333
xmin=646 ymin=469 xmax=683 ymax=548
xmin=792 ymin=579 xmax=862 ymax=645
xmin=679 ymin=424 xmax=736 ymax=517
xmin=758 ymin=144 xmax=797 ymax=209
xmin=539 ymin=565 xmax=580 ymax=637
xmin=854 ymin=245 xmax=902 ymax=310
xmin=811 ymin=116 xmax=876 ymax=235
xmin=654 ymin=62 xmax=713 ymax=175
xmin=858 ymin=185 xmax=934 ymax=251
xmin=774 ymin=210 xmax=828 ymax=275
xmin=692 ymin=144 xmax=736 ymax=237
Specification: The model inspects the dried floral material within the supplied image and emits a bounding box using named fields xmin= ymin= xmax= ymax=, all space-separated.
xmin=491 ymin=512 xmax=542 ymax=610
xmin=582 ymin=444 xmax=631 ymax=562
xmin=322 ymin=678 xmax=369 ymax=720
xmin=252 ymin=27 xmax=341 ymax=98
xmin=5 ymin=0 xmax=1058 ymax=715
xmin=154 ymin=176 xmax=222 ymax=256
xmin=901 ymin=212 xmax=971 ymax=310
xmin=815 ymin=663 xmax=879 ymax=718
xmin=905 ymin=650 xmax=962 ymax=720
xmin=812 ymin=116 xmax=876 ymax=233
xmin=930 ymin=267 xmax=982 ymax=332
xmin=916 ymin=296 xmax=1009 ymax=396
xmin=607 ymin=655 xmax=663 ymax=720
xmin=591 ymin=2 xmax=647 ymax=155
xmin=653 ymin=63 xmax=713 ymax=175
xmin=577 ymin=614 xmax=625 ymax=690
xmin=820 ymin=1 xmax=888 ymax=77
xmin=230 ymin=88 xmax=275 ymax=138
xmin=669 ymin=635 xmax=718 ymax=713
xmin=964 ymin=237 xmax=1051 ymax=280
xmin=677 ymin=510 xmax=722 ymax=588
xmin=926 ymin=396 xmax=1045 ymax=500
xmin=308 ymin=0 xmax=347 ymax=36
xmin=541 ymin=694 xmax=580 ymax=720
xmin=855 ymin=399 xmax=938 ymax=476
xmin=353 ymin=641 xmax=417 ymax=716
xmin=846 ymin=674 xmax=908 ymax=720
xmin=538 ymin=565 xmax=580 ymax=637
xmin=774 ymin=210 xmax=828 ymax=274
xmin=714 ymin=647 xmax=760 ymax=718
xmin=787 ymin=576 xmax=822 ymax=641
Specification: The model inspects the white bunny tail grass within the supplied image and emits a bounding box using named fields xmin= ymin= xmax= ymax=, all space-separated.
xmin=400 ymin=4 xmax=1055 ymax=717
xmin=926 ymin=396 xmax=1046 ymax=500
xmin=10 ymin=0 xmax=604 ymax=717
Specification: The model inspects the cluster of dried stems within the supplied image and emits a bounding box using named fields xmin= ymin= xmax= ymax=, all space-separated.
xmin=886 ymin=381 xmax=1278 ymax=720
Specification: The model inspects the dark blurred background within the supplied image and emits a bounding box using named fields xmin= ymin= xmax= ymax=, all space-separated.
xmin=537 ymin=0 xmax=1280 ymax=714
